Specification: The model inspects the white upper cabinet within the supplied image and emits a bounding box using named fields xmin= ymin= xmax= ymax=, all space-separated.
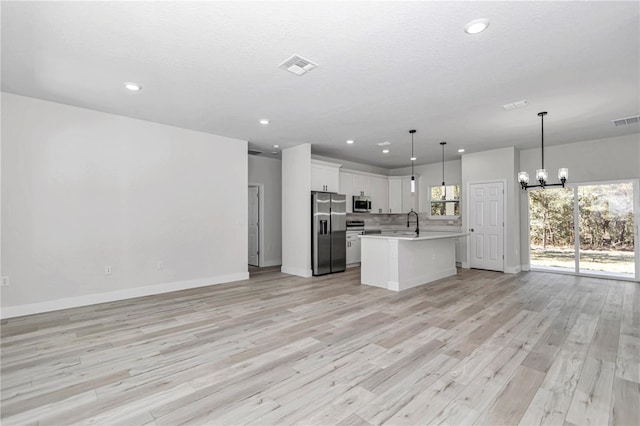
xmin=369 ymin=175 xmax=389 ymax=214
xmin=351 ymin=174 xmax=370 ymax=197
xmin=389 ymin=175 xmax=419 ymax=214
xmin=311 ymin=160 xmax=341 ymax=192
xmin=339 ymin=172 xmax=354 ymax=212
xmin=388 ymin=177 xmax=403 ymax=214
xmin=339 ymin=169 xmax=389 ymax=213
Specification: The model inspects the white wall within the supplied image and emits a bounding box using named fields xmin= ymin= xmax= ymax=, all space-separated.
xmin=248 ymin=155 xmax=282 ymax=267
xmin=519 ymin=133 xmax=640 ymax=269
xmin=461 ymin=147 xmax=521 ymax=273
xmin=281 ymin=144 xmax=312 ymax=277
xmin=1 ymin=93 xmax=248 ymax=317
xmin=520 ymin=133 xmax=639 ymax=183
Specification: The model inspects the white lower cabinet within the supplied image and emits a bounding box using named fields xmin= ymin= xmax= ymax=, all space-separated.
xmin=346 ymin=233 xmax=361 ymax=264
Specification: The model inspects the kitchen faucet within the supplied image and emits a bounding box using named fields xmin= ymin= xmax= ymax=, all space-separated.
xmin=407 ymin=209 xmax=419 ymax=235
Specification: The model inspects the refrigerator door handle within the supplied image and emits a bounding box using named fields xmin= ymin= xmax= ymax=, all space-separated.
xmin=320 ymin=220 xmax=328 ymax=235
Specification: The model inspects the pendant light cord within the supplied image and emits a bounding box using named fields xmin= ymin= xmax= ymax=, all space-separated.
xmin=539 ymin=111 xmax=547 ymax=170
xmin=440 ymin=142 xmax=446 ymax=186
xmin=411 ymin=133 xmax=414 ymax=177
xmin=409 ymin=129 xmax=416 ymax=178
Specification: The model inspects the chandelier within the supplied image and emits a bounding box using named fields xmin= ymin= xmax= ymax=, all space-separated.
xmin=518 ymin=111 xmax=568 ymax=190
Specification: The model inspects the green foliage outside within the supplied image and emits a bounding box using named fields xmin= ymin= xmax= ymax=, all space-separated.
xmin=431 ymin=185 xmax=460 ymax=216
xmin=529 ymin=182 xmax=635 ymax=276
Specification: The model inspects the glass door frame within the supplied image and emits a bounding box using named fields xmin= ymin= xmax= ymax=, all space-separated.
xmin=527 ymin=178 xmax=639 ymax=282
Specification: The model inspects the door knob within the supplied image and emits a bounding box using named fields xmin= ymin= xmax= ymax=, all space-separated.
xmin=470 ymin=228 xmax=475 ymax=232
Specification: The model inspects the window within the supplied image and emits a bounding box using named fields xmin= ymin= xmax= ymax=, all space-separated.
xmin=429 ymin=184 xmax=460 ymax=217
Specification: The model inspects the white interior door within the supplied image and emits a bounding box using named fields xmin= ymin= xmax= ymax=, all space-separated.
xmin=469 ymin=181 xmax=504 ymax=271
xmin=248 ymin=186 xmax=259 ymax=266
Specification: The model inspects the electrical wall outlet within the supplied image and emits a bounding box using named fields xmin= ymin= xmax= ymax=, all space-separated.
xmin=104 ymin=265 xmax=112 ymax=275
xmin=157 ymin=261 xmax=164 ymax=270
xmin=1 ymin=276 xmax=9 ymax=287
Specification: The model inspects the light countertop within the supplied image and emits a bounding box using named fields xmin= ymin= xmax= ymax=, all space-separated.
xmin=359 ymin=231 xmax=468 ymax=241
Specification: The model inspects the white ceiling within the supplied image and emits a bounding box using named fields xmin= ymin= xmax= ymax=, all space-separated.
xmin=2 ymin=1 xmax=639 ymax=168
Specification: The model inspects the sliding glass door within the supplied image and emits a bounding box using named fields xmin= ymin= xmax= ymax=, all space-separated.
xmin=529 ymin=180 xmax=638 ymax=280
xmin=529 ymin=187 xmax=574 ymax=272
xmin=578 ymin=183 xmax=635 ymax=278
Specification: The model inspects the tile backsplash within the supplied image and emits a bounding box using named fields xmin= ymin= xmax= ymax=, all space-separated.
xmin=347 ymin=213 xmax=462 ymax=230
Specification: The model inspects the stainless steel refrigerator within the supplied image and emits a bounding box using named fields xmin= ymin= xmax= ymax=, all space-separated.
xmin=312 ymin=192 xmax=346 ymax=276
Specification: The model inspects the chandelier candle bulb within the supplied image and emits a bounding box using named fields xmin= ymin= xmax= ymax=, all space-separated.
xmin=536 ymin=168 xmax=548 ymax=183
xmin=558 ymin=168 xmax=569 ymax=181
xmin=518 ymin=171 xmax=530 ymax=184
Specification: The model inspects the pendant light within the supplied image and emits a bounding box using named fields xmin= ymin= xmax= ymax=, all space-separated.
xmin=409 ymin=130 xmax=416 ymax=193
xmin=518 ymin=112 xmax=568 ymax=190
xmin=440 ymin=142 xmax=447 ymax=200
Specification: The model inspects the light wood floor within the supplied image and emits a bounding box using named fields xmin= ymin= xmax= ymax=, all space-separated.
xmin=1 ymin=267 xmax=639 ymax=425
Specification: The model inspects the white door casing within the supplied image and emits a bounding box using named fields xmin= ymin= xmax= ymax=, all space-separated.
xmin=468 ymin=181 xmax=504 ymax=272
xmin=248 ymin=185 xmax=259 ymax=266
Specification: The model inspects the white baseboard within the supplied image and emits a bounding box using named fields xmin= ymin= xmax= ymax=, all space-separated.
xmin=521 ymin=264 xmax=531 ymax=271
xmin=0 ymin=272 xmax=249 ymax=319
xmin=260 ymin=259 xmax=282 ymax=268
xmin=280 ymin=265 xmax=313 ymax=278
xmin=461 ymin=262 xmax=469 ymax=269
xmin=505 ymin=265 xmax=522 ymax=274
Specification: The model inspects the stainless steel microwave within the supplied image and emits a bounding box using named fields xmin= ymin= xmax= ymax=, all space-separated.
xmin=352 ymin=195 xmax=372 ymax=213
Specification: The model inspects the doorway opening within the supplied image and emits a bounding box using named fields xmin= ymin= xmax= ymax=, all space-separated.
xmin=248 ymin=185 xmax=260 ymax=267
xmin=528 ymin=180 xmax=638 ymax=280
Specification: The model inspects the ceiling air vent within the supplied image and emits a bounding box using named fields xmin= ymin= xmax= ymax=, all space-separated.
xmin=278 ymin=55 xmax=318 ymax=76
xmin=612 ymin=115 xmax=640 ymax=126
xmin=248 ymin=149 xmax=263 ymax=156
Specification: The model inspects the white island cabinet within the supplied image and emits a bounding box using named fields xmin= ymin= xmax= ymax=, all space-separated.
xmin=359 ymin=232 xmax=467 ymax=291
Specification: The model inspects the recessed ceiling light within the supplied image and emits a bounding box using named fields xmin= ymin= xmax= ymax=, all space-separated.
xmin=346 ymin=140 xmax=354 ymax=144
xmin=464 ymin=18 xmax=490 ymax=35
xmin=124 ymin=82 xmax=142 ymax=91
xmin=458 ymin=149 xmax=465 ymax=153
xmin=377 ymin=141 xmax=392 ymax=146
xmin=502 ymin=100 xmax=528 ymax=110
xmin=273 ymin=144 xmax=279 ymax=149
xmin=410 ymin=157 xmax=417 ymax=161
xmin=259 ymin=119 xmax=270 ymax=125
xmin=382 ymin=149 xmax=390 ymax=154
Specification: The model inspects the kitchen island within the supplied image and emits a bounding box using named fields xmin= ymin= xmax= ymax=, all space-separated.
xmin=359 ymin=231 xmax=467 ymax=291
